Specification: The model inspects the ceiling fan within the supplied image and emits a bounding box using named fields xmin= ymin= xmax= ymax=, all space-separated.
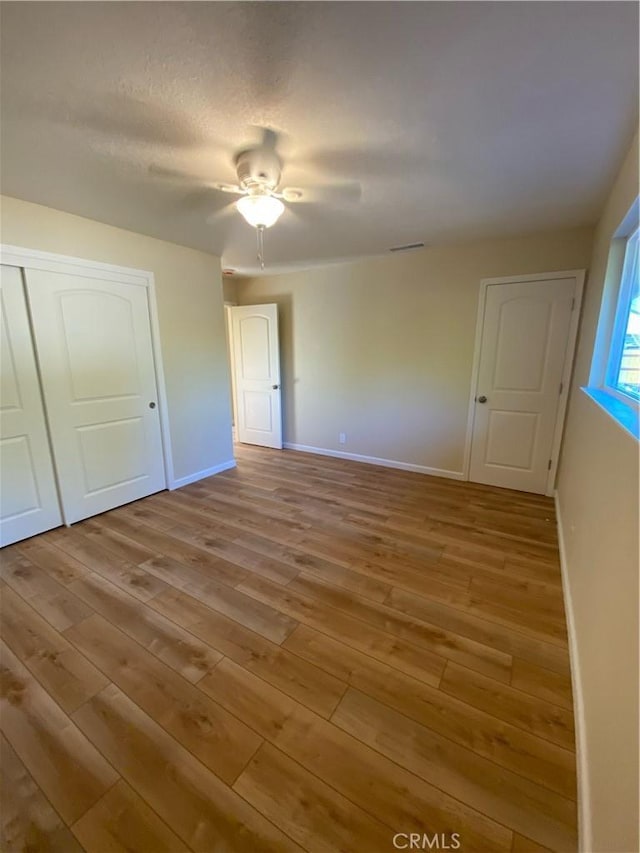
xmin=210 ymin=131 xmax=301 ymax=268
xmin=150 ymin=128 xmax=361 ymax=269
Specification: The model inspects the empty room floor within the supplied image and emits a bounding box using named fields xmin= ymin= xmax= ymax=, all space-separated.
xmin=0 ymin=444 xmax=576 ymax=852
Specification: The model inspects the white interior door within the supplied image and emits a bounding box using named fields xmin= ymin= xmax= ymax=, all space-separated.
xmin=231 ymin=304 xmax=282 ymax=449
xmin=469 ymin=277 xmax=576 ymax=494
xmin=25 ymin=270 xmax=166 ymax=524
xmin=0 ymin=265 xmax=62 ymax=545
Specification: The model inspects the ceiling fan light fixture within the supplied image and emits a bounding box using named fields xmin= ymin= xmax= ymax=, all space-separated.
xmin=236 ymin=194 xmax=285 ymax=228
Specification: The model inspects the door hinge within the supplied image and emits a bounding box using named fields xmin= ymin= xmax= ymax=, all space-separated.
xmin=548 ymin=459 xmax=552 ymax=470
xmin=559 ymin=381 xmax=563 ymax=395
xmin=571 ymin=297 xmax=575 ymax=310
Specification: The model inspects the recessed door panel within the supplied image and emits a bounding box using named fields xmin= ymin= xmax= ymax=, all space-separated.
xmin=0 ymin=303 xmax=22 ymax=411
xmin=25 ymin=270 xmax=166 ymax=523
xmin=60 ymin=291 xmax=140 ymax=401
xmin=239 ymin=316 xmax=273 ymax=381
xmin=469 ymin=277 xmax=575 ymax=493
xmin=0 ymin=265 xmax=63 ymax=545
xmin=77 ymin=417 xmax=147 ymax=494
xmin=1 ymin=435 xmax=41 ymax=518
xmin=493 ymin=299 xmax=552 ymax=391
xmin=243 ymin=391 xmax=273 ymax=433
xmin=485 ymin=411 xmax=539 ymax=470
xmin=231 ymin=304 xmax=282 ymax=449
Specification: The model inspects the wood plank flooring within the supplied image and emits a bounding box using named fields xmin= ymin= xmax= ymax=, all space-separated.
xmin=0 ymin=444 xmax=576 ymax=852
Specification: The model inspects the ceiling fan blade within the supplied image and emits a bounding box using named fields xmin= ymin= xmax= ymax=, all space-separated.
xmin=279 ymin=187 xmax=304 ymax=202
xmin=148 ymin=164 xmax=207 ymax=183
xmin=280 ymin=182 xmax=362 ymax=205
xmin=214 ymin=182 xmax=246 ymax=195
xmin=148 ymin=165 xmax=244 ymax=194
xmin=242 ymin=125 xmax=294 ymax=159
xmin=205 ymin=202 xmax=237 ymax=226
xmin=301 ymin=146 xmax=428 ymax=181
xmin=260 ymin=127 xmax=279 ymax=151
xmin=44 ymin=92 xmax=213 ymax=150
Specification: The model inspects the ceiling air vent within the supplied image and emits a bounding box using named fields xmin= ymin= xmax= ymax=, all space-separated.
xmin=389 ymin=242 xmax=425 ymax=253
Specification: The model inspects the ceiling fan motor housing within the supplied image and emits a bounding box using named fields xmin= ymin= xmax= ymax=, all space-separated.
xmin=235 ymin=148 xmax=282 ymax=192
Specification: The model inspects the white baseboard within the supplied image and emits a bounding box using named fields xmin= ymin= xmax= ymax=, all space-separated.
xmin=555 ymin=490 xmax=591 ymax=853
xmin=169 ymin=459 xmax=236 ymax=490
xmin=283 ymin=442 xmax=465 ymax=481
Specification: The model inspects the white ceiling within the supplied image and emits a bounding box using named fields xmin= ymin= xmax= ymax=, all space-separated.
xmin=1 ymin=2 xmax=637 ymax=275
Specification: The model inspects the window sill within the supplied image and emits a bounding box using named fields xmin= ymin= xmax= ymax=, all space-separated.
xmin=581 ymin=387 xmax=639 ymax=440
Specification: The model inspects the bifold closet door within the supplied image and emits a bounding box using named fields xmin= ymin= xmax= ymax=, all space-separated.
xmin=0 ymin=265 xmax=62 ymax=546
xmin=25 ymin=270 xmax=166 ymax=524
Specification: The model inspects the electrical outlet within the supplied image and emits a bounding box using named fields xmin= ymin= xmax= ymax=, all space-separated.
xmin=339 ymin=432 xmax=346 ymax=444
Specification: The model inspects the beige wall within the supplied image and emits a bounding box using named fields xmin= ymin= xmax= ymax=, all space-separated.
xmin=222 ymin=277 xmax=238 ymax=303
xmin=0 ymin=195 xmax=234 ymax=482
xmin=237 ymin=227 xmax=593 ymax=473
xmin=556 ymin=134 xmax=639 ymax=852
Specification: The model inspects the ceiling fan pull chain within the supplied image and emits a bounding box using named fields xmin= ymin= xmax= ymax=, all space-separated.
xmin=257 ymin=224 xmax=266 ymax=270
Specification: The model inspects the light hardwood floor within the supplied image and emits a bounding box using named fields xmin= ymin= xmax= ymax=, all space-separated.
xmin=0 ymin=444 xmax=576 ymax=852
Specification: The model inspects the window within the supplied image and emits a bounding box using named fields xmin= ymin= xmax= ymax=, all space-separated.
xmin=585 ymin=199 xmax=639 ymax=439
xmin=606 ymin=226 xmax=639 ymax=402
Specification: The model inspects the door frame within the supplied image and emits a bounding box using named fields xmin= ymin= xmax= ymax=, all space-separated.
xmin=0 ymin=244 xmax=175 ymax=505
xmin=462 ymin=269 xmax=586 ymax=496
xmin=229 ymin=303 xmax=283 ymax=449
xmin=224 ymin=301 xmax=239 ymax=440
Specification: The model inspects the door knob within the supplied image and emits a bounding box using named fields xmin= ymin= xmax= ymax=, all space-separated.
xmin=149 ymin=402 xmax=156 ymax=409
xmin=476 ymin=395 xmax=487 ymax=403
xmin=272 ymin=384 xmax=280 ymax=390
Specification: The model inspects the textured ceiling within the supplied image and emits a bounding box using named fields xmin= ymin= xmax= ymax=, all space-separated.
xmin=0 ymin=2 xmax=638 ymax=275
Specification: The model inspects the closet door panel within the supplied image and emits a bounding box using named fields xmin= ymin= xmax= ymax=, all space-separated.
xmin=25 ymin=271 xmax=166 ymax=524
xmin=0 ymin=265 xmax=62 ymax=546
